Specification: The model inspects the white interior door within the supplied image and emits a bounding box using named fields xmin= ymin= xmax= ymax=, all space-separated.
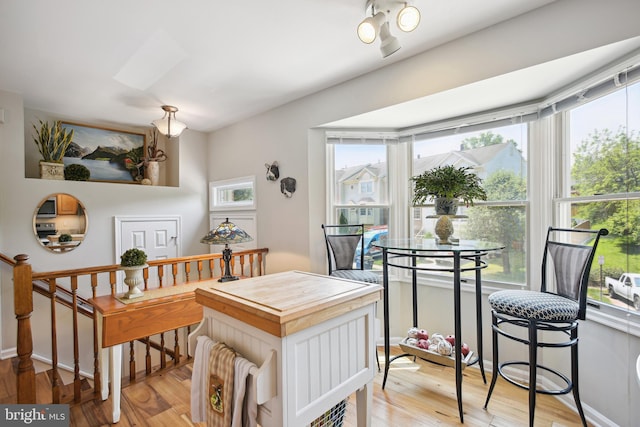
xmin=115 ymin=216 xmax=181 ymax=288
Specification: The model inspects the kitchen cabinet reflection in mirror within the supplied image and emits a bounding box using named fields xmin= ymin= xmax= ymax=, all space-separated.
xmin=33 ymin=193 xmax=88 ymax=253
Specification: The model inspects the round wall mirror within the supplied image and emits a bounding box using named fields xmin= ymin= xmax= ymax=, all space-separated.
xmin=33 ymin=193 xmax=88 ymax=253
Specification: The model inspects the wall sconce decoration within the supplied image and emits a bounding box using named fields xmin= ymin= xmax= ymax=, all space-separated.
xmin=152 ymin=105 xmax=187 ymax=138
xmin=280 ymin=177 xmax=296 ymax=198
xmin=200 ymin=218 xmax=253 ymax=282
xmin=265 ymin=161 xmax=280 ymax=181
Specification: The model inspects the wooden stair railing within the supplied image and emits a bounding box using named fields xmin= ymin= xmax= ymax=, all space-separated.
xmin=9 ymin=248 xmax=269 ymax=405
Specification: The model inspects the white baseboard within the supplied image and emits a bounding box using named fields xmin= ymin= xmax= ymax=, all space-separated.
xmin=1 ymin=347 xmax=17 ymax=359
xmin=30 ymin=353 xmax=94 ymax=380
xmin=480 ymin=361 xmax=616 ymax=427
xmin=1 ymin=348 xmax=93 ymax=380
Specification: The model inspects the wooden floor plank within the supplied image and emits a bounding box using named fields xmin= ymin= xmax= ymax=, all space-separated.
xmin=1 ymin=347 xmax=589 ymax=426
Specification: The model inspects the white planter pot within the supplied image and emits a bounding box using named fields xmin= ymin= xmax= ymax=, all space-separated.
xmin=39 ymin=161 xmax=64 ymax=180
xmin=121 ymin=264 xmax=148 ymax=299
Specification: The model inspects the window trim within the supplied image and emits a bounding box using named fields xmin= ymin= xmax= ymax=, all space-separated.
xmin=209 ymin=175 xmax=257 ymax=211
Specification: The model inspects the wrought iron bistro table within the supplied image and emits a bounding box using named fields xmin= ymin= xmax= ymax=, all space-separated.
xmin=371 ymin=239 xmax=505 ymax=423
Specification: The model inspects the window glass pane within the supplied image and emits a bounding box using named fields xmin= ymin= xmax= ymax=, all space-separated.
xmin=413 ymin=125 xmax=527 ymax=202
xmin=334 ymin=144 xmax=388 ymax=204
xmin=567 ymin=80 xmax=640 ymax=313
xmin=570 ymin=81 xmax=640 ymax=196
xmin=556 ymin=200 xmax=639 ymax=311
xmin=411 ymin=124 xmax=528 ymax=286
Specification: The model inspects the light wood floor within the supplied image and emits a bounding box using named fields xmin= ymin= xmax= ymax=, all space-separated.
xmin=2 ymin=348 xmax=588 ymax=426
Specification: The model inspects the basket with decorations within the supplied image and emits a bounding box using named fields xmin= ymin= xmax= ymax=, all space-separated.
xmin=399 ymin=327 xmax=474 ymax=369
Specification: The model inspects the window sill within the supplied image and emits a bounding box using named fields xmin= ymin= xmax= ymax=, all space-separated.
xmin=587 ymin=306 xmax=640 ymax=338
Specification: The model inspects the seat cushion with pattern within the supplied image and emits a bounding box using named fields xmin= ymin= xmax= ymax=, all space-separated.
xmin=488 ymin=290 xmax=579 ymax=322
xmin=330 ymin=270 xmax=380 ymax=284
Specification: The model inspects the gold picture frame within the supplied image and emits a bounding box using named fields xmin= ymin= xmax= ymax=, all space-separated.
xmin=61 ymin=122 xmax=146 ymax=183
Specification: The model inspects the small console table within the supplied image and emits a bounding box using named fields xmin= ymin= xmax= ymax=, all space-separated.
xmin=91 ymin=281 xmax=207 ymax=423
xmin=372 ymin=239 xmax=504 ymax=423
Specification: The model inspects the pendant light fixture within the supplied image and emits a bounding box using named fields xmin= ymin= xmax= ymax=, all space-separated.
xmin=152 ymin=105 xmax=187 ymax=138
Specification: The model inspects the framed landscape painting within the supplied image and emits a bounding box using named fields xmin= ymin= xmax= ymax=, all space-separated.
xmin=61 ymin=122 xmax=146 ymax=183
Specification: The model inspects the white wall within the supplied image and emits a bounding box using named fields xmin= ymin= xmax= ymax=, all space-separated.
xmin=207 ymin=1 xmax=640 ymax=425
xmin=0 ymin=89 xmax=211 ymax=368
xmin=2 ymin=0 xmax=640 ymax=424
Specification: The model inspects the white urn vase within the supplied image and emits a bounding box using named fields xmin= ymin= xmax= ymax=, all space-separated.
xmin=121 ymin=264 xmax=147 ymax=299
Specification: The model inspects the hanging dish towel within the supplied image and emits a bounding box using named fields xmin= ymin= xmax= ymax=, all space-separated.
xmin=192 ymin=336 xmax=258 ymax=427
xmin=192 ymin=336 xmax=217 ymax=423
xmin=232 ymin=356 xmax=257 ymax=427
xmin=207 ymin=342 xmax=236 ymax=427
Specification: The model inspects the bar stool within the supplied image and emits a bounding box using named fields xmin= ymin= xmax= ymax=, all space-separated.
xmin=484 ymin=226 xmax=608 ymax=427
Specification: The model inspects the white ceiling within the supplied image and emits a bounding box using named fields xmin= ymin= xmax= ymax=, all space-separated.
xmin=1 ymin=0 xmax=638 ymax=133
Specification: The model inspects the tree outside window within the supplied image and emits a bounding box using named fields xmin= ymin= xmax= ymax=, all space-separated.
xmin=566 ymin=80 xmax=640 ymax=312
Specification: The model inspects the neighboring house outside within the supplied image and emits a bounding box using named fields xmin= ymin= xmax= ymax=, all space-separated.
xmin=334 ymin=142 xmax=526 ymax=231
xmin=335 ymin=161 xmax=388 ymax=226
xmin=412 ymin=141 xmax=527 ymax=236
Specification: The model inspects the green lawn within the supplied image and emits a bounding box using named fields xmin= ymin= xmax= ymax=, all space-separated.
xmin=594 ymin=235 xmax=640 ymax=272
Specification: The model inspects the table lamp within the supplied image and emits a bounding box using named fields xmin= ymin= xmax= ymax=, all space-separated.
xmin=200 ymin=218 xmax=253 ymax=282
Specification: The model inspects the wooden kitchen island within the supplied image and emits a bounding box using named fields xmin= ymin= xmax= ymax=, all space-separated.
xmin=189 ymin=270 xmax=382 ymax=427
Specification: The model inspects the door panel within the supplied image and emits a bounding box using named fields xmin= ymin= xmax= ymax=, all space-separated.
xmin=120 ymin=219 xmax=178 ymax=261
xmin=115 ymin=216 xmax=181 ymax=288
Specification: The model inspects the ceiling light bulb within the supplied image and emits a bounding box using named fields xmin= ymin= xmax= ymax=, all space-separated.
xmin=357 ymin=11 xmax=386 ymax=44
xmin=397 ymin=5 xmax=420 ymax=32
xmin=379 ymin=21 xmax=401 ymax=58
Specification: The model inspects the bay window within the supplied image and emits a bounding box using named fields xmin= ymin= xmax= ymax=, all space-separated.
xmin=325 ymin=55 xmax=640 ymax=324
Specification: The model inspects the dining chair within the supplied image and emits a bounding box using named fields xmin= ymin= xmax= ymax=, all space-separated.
xmin=321 ymin=224 xmax=380 ymax=284
xmin=483 ymin=226 xmax=608 ymax=427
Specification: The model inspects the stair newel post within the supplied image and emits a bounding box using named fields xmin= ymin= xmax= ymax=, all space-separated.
xmin=13 ymin=254 xmax=36 ymax=403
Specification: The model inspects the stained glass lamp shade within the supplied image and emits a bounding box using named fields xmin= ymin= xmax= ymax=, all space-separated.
xmin=200 ymin=218 xmax=253 ymax=282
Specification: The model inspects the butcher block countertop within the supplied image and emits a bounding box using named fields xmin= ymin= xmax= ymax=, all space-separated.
xmin=194 ymin=270 xmax=382 ymax=337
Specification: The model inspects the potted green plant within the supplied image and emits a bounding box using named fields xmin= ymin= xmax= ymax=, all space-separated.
xmin=411 ymin=165 xmax=486 ymax=244
xmin=64 ymin=163 xmax=90 ymax=181
xmin=32 ymin=120 xmax=74 ymax=180
xmin=120 ymin=248 xmax=148 ymax=299
xmin=58 ymin=233 xmax=72 ymax=244
xmin=411 ymin=165 xmax=487 ymax=214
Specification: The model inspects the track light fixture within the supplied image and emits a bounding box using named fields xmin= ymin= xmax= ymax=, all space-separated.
xmin=357 ymin=11 xmax=387 ymax=44
xmin=397 ymin=4 xmax=420 ymax=32
xmin=357 ymin=0 xmax=421 ymax=58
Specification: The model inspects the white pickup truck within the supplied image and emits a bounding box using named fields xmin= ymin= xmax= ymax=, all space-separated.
xmin=606 ymin=273 xmax=640 ymax=310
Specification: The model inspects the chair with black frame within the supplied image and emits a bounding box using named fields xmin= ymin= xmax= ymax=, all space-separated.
xmin=321 ymin=224 xmax=380 ymax=284
xmin=322 ymin=223 xmax=381 ymax=371
xmin=483 ymin=226 xmax=608 ymax=427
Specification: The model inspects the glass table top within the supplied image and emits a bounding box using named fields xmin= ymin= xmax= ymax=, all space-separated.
xmin=372 ymin=239 xmax=505 ymax=253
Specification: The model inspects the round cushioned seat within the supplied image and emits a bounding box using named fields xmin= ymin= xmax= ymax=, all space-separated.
xmin=488 ymin=290 xmax=579 ymax=322
xmin=330 ymin=270 xmax=380 ymax=284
